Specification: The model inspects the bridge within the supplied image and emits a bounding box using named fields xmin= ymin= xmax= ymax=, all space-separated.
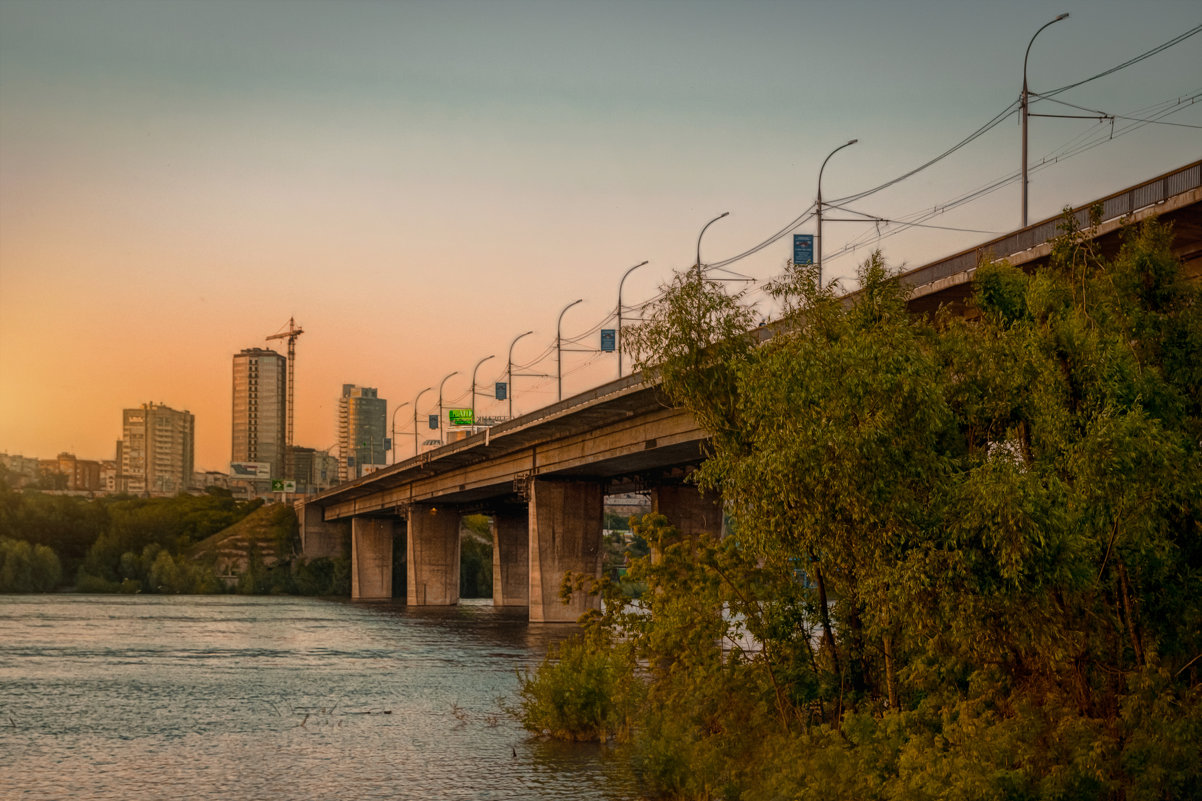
xmin=299 ymin=161 xmax=1201 ymax=621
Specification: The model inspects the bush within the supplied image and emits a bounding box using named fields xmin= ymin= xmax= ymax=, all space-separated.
xmin=516 ymin=631 xmax=638 ymax=742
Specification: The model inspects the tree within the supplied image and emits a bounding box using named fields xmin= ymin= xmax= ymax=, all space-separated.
xmin=0 ymin=537 xmax=62 ymax=592
xmin=524 ymin=218 xmax=1202 ymax=798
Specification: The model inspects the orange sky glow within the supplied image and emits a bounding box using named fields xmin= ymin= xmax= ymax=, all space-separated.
xmin=2 ymin=0 xmax=1199 ymax=472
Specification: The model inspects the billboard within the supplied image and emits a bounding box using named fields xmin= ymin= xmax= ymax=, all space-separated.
xmin=448 ymin=409 xmax=474 ymax=426
xmin=230 ymin=461 xmax=271 ymax=479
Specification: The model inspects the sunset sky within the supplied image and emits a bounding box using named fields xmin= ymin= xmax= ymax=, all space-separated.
xmin=1 ymin=0 xmax=1199 ymax=472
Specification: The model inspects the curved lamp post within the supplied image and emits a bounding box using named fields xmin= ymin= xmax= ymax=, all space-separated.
xmin=506 ymin=330 xmax=533 ymax=420
xmin=557 ymin=299 xmax=583 ymax=402
xmin=617 ymin=260 xmax=649 ymax=378
xmin=390 ymin=401 xmax=410 ymax=464
xmin=1022 ymin=13 xmax=1069 ymax=227
xmin=694 ymin=213 xmax=730 ymax=281
xmin=412 ymin=386 xmax=432 ymax=457
xmin=470 ymin=354 xmax=494 ymax=430
xmin=437 ymin=371 xmax=459 ymax=446
xmin=816 ymin=139 xmax=858 ymax=288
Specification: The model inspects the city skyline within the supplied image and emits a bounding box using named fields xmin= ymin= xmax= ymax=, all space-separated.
xmin=1 ymin=0 xmax=1199 ymax=471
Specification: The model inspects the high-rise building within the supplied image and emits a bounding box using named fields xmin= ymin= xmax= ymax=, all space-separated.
xmin=118 ymin=403 xmax=195 ymax=496
xmin=338 ymin=384 xmax=388 ymax=481
xmin=231 ymin=347 xmax=287 ymax=480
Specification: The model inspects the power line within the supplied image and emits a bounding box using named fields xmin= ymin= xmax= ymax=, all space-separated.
xmin=1041 ymin=24 xmax=1202 ymax=99
xmin=408 ymin=27 xmax=1202 ymax=424
xmin=1033 ymin=90 xmax=1202 ymax=128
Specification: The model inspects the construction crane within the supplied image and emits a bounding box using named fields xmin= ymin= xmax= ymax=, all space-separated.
xmin=266 ymin=317 xmax=304 ymax=479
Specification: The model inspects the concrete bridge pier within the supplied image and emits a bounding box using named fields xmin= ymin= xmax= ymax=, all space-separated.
xmin=529 ymin=479 xmax=603 ymax=623
xmin=298 ymin=502 xmax=349 ymax=560
xmin=351 ymin=517 xmax=395 ymax=600
xmin=493 ymin=506 xmax=530 ymax=607
xmin=651 ymin=484 xmax=724 ymax=538
xmin=407 ymin=504 xmax=460 ymax=605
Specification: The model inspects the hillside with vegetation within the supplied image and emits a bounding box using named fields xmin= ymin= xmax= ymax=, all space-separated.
xmin=0 ymin=484 xmax=348 ymax=596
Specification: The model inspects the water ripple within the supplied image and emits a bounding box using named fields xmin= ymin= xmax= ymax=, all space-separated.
xmin=0 ymin=595 xmax=638 ymax=800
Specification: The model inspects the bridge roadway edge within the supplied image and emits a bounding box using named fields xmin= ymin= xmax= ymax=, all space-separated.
xmin=297 ymin=161 xmax=1201 ymax=611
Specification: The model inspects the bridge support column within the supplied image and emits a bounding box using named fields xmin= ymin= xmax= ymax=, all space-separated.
xmin=407 ymin=504 xmax=459 ymax=605
xmin=298 ymin=502 xmax=348 ymax=560
xmin=652 ymin=484 xmax=724 ymax=538
xmin=493 ymin=507 xmax=529 ymax=607
xmin=351 ymin=517 xmax=394 ymax=600
xmin=529 ymin=479 xmax=603 ymax=623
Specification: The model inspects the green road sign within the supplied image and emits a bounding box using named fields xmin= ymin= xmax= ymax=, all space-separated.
xmin=271 ymin=479 xmax=297 ymax=493
xmin=448 ymin=409 xmax=474 ymax=426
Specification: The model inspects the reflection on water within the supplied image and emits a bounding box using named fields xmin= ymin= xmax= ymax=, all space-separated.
xmin=0 ymin=595 xmax=638 ymax=800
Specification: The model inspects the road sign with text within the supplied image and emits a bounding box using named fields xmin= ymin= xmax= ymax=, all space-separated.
xmin=793 ymin=234 xmax=814 ymax=265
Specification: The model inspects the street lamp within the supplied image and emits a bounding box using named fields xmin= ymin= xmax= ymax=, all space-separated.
xmin=557 ymin=299 xmax=583 ymax=402
xmin=470 ymin=354 xmax=494 ymax=430
xmin=617 ymin=260 xmax=649 ymax=378
xmin=438 ymin=371 xmax=459 ymax=446
xmin=390 ymin=401 xmax=410 ymax=464
xmin=1022 ymin=13 xmax=1069 ymax=227
xmin=816 ymin=139 xmax=858 ymax=289
xmin=694 ymin=213 xmax=730 ymax=280
xmin=412 ymin=386 xmax=432 ymax=457
xmin=507 ymin=330 xmax=533 ymax=419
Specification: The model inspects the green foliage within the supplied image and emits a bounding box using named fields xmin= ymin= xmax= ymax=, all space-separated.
xmin=460 ymin=514 xmax=494 ymax=598
xmin=521 ymin=225 xmax=1202 ymax=798
xmin=603 ymin=511 xmax=632 ymax=531
xmin=0 ymin=489 xmax=339 ymax=596
xmin=291 ymin=556 xmax=350 ymax=596
xmin=516 ymin=627 xmax=640 ymax=743
xmin=0 ymin=488 xmax=107 ymax=580
xmin=236 ymin=541 xmax=294 ymax=595
xmin=0 ymin=537 xmax=62 ymax=592
xmin=78 ymin=494 xmax=262 ymax=586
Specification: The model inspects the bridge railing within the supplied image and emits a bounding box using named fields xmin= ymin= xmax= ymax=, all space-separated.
xmin=898 ymin=160 xmax=1201 ymax=290
xmin=312 ymin=162 xmax=1201 ymax=503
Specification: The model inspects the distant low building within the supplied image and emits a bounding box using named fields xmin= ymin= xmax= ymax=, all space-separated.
xmin=57 ymin=452 xmax=101 ymax=491
xmin=100 ymin=460 xmax=119 ymax=493
xmin=33 ymin=452 xmax=101 ymax=491
xmin=193 ymin=470 xmax=233 ymax=492
xmin=288 ymin=446 xmax=340 ymax=494
xmin=0 ymin=453 xmax=40 ymax=487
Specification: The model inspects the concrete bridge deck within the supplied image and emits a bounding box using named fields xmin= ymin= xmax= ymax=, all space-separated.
xmin=300 ymin=160 xmax=1201 ymax=620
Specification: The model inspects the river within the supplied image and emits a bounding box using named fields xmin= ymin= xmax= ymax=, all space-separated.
xmin=0 ymin=594 xmax=641 ymax=800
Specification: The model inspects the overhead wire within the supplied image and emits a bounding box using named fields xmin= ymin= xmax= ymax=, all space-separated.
xmin=412 ymin=26 xmax=1202 ymax=418
xmin=829 ymin=101 xmax=1021 ymax=208
xmin=1033 ymin=90 xmax=1202 ymax=128
xmin=824 ymin=25 xmax=1201 ymax=213
xmin=821 ymin=89 xmax=1200 ymax=266
xmin=1040 ymin=24 xmax=1202 ymax=100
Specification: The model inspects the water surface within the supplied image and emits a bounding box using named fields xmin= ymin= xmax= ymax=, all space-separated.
xmin=0 ymin=595 xmax=638 ymax=800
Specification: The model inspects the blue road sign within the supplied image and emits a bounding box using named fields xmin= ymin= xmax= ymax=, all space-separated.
xmin=600 ymin=329 xmax=616 ymax=352
xmin=793 ymin=234 xmax=814 ymax=265
xmin=428 ymin=414 xmax=438 ymax=430
xmin=495 ymin=381 xmax=507 ymax=401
